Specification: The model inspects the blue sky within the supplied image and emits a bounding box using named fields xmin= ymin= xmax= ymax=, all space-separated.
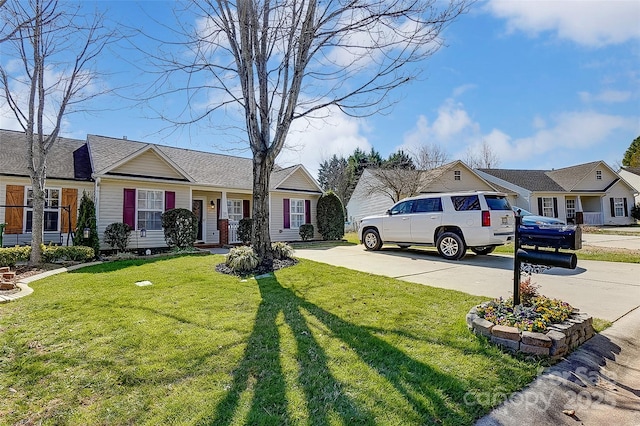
xmin=1 ymin=1 xmax=639 ymax=178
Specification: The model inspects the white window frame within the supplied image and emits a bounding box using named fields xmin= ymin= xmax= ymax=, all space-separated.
xmin=541 ymin=197 xmax=554 ymax=218
xmin=566 ymin=199 xmax=575 ymax=219
xmin=613 ymin=198 xmax=624 ymax=217
xmin=227 ymin=199 xmax=243 ymax=222
xmin=24 ymin=187 xmax=61 ymax=232
xmin=596 ymin=170 xmax=602 ymax=180
xmin=454 ymin=170 xmax=461 ymax=181
xmin=290 ymin=199 xmax=305 ymax=229
xmin=137 ymin=189 xmax=164 ymax=231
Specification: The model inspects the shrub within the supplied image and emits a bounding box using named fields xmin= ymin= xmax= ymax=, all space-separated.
xmin=74 ymin=191 xmax=99 ymax=258
xmin=0 ymin=246 xmax=31 ymax=267
xmin=631 ymin=203 xmax=640 ymax=222
xmin=225 ymin=246 xmax=259 ymax=274
xmin=519 ymin=275 xmax=540 ymax=306
xmin=237 ymin=218 xmax=253 ymax=244
xmin=299 ymin=223 xmax=314 ymax=241
xmin=317 ymin=191 xmax=345 ymax=240
xmin=41 ymin=245 xmax=95 ymax=263
xmin=104 ymin=223 xmax=132 ymax=252
xmin=162 ymin=208 xmax=198 ymax=249
xmin=271 ymin=242 xmax=294 ymax=260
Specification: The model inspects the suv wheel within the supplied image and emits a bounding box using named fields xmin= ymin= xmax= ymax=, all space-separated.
xmin=363 ymin=229 xmax=382 ymax=251
xmin=470 ymin=246 xmax=495 ymax=255
xmin=437 ymin=232 xmax=466 ymax=260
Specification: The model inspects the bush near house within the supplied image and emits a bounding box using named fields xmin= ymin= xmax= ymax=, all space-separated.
xmin=162 ymin=208 xmax=198 ymax=249
xmin=317 ymin=191 xmax=345 ymax=240
xmin=299 ymin=223 xmax=314 ymax=241
xmin=0 ymin=245 xmax=94 ymax=267
xmin=104 ymin=223 xmax=132 ymax=252
xmin=74 ymin=191 xmax=100 ymax=258
xmin=631 ymin=203 xmax=640 ymax=222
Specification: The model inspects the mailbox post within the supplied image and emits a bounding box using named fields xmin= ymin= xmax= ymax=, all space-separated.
xmin=513 ymin=213 xmax=579 ymax=305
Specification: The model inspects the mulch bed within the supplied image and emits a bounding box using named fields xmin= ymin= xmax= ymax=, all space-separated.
xmin=215 ymin=258 xmax=298 ymax=277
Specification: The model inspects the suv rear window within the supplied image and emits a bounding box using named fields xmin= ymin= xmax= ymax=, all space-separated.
xmin=451 ymin=195 xmax=480 ymax=211
xmin=485 ymin=195 xmax=511 ymax=211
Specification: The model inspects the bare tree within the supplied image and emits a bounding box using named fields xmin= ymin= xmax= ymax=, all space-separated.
xmin=0 ymin=0 xmax=116 ymax=265
xmin=464 ymin=140 xmax=501 ymax=169
xmin=149 ymin=0 xmax=470 ymax=270
xmin=411 ymin=143 xmax=450 ymax=170
xmin=362 ymin=168 xmax=424 ymax=203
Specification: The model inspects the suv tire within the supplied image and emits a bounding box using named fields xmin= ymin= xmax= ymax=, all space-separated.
xmin=470 ymin=246 xmax=495 ymax=255
xmin=363 ymin=229 xmax=382 ymax=251
xmin=437 ymin=232 xmax=466 ymax=260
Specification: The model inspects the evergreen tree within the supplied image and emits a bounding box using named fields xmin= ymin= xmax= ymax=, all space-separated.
xmin=622 ymin=136 xmax=640 ymax=167
xmin=384 ymin=150 xmax=415 ymax=169
xmin=74 ymin=191 xmax=100 ymax=258
xmin=317 ymin=154 xmax=352 ymax=208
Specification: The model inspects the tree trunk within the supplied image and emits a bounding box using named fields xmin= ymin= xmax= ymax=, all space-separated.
xmin=252 ymin=152 xmax=274 ymax=271
xmin=29 ymin=173 xmax=45 ymax=266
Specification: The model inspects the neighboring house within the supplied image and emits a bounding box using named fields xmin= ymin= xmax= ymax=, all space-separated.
xmin=1 ymin=129 xmax=323 ymax=249
xmin=618 ymin=167 xmax=640 ymax=207
xmin=477 ymin=161 xmax=637 ymax=226
xmin=346 ymin=160 xmax=507 ymax=226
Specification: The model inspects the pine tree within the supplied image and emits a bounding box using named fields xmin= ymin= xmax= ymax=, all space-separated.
xmin=74 ymin=191 xmax=100 ymax=258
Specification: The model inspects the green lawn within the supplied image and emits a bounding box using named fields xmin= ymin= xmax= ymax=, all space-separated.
xmin=0 ymin=255 xmax=541 ymax=425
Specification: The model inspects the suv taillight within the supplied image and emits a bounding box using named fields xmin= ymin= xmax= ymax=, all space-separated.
xmin=482 ymin=210 xmax=491 ymax=227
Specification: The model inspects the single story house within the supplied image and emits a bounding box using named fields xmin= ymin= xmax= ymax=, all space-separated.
xmin=618 ymin=167 xmax=640 ymax=207
xmin=476 ymin=161 xmax=637 ymax=226
xmin=0 ymin=129 xmax=323 ymax=249
xmin=346 ymin=160 xmax=511 ymax=226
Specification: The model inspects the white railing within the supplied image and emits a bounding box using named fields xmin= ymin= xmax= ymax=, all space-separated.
xmin=228 ymin=221 xmax=241 ymax=244
xmin=582 ymin=212 xmax=603 ymax=225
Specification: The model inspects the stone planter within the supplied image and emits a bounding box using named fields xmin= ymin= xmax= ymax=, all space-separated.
xmin=466 ymin=303 xmax=594 ymax=360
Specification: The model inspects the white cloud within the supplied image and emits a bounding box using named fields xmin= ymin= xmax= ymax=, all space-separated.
xmin=579 ymin=89 xmax=632 ymax=104
xmin=486 ymin=0 xmax=640 ymax=47
xmin=276 ymin=106 xmax=370 ymax=178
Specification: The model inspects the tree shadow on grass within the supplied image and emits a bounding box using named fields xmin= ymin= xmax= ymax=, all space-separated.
xmin=202 ymin=274 xmax=474 ymax=425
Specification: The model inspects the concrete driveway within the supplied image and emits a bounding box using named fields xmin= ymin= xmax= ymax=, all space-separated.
xmin=582 ymin=232 xmax=640 ymax=250
xmin=294 ymin=245 xmax=640 ymax=322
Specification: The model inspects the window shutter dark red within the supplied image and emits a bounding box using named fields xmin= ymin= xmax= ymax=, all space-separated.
xmin=243 ymin=200 xmax=250 ymax=218
xmin=165 ymin=191 xmax=175 ymax=210
xmin=305 ymin=200 xmax=311 ymax=224
xmin=610 ymin=198 xmax=615 ymax=217
xmin=283 ymin=198 xmax=290 ymax=229
xmin=216 ymin=199 xmax=221 ymax=220
xmin=537 ymin=198 xmax=543 ymax=215
xmin=123 ymin=189 xmax=136 ymax=228
xmin=552 ymin=197 xmax=558 ymax=218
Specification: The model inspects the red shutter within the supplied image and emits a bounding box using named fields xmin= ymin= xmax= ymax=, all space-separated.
xmin=243 ymin=200 xmax=250 ymax=218
xmin=283 ymin=198 xmax=290 ymax=229
xmin=165 ymin=191 xmax=175 ymax=210
xmin=537 ymin=198 xmax=543 ymax=216
xmin=305 ymin=200 xmax=311 ymax=224
xmin=623 ymin=198 xmax=628 ymax=217
xmin=216 ymin=199 xmax=221 ymax=220
xmin=123 ymin=189 xmax=136 ymax=228
xmin=552 ymin=197 xmax=558 ymax=218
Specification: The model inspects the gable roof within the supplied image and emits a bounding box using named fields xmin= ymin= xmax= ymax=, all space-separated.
xmin=87 ymin=134 xmax=321 ymax=192
xmin=0 ymin=129 xmax=92 ymax=180
xmin=420 ymin=160 xmax=513 ymax=193
xmin=620 ymin=166 xmax=640 ymax=177
xmin=479 ymin=160 xmax=632 ymax=193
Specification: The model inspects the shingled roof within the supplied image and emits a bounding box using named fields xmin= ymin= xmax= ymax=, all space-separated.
xmin=0 ymin=129 xmax=92 ymax=180
xmin=87 ymin=134 xmax=317 ymax=191
xmin=478 ymin=168 xmax=570 ymax=192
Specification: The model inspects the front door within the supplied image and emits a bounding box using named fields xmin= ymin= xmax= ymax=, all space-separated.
xmin=192 ymin=199 xmax=203 ymax=241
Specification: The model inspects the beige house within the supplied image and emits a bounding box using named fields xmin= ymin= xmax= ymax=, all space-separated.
xmin=1 ymin=129 xmax=323 ymax=249
xmin=477 ymin=161 xmax=637 ymax=226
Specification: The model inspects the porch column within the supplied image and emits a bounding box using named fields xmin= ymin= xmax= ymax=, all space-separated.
xmin=218 ymin=191 xmax=229 ymax=245
xmin=575 ymin=196 xmax=584 ymax=225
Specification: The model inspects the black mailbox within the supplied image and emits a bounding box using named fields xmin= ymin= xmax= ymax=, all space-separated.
xmin=516 ymin=248 xmax=577 ymax=269
xmin=518 ymin=223 xmax=582 ymax=251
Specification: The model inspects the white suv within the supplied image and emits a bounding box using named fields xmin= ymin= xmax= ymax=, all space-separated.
xmin=358 ymin=191 xmax=515 ymax=260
